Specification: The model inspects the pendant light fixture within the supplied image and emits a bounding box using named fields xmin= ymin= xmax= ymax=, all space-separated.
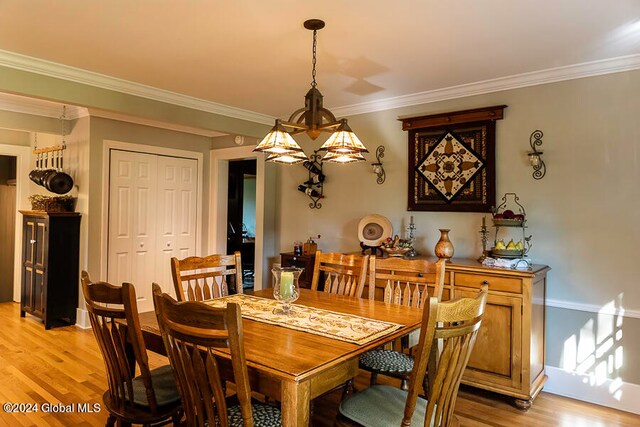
xmin=253 ymin=19 xmax=368 ymax=164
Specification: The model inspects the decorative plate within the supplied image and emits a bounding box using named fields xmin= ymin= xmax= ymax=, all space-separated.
xmin=358 ymin=214 xmax=393 ymax=247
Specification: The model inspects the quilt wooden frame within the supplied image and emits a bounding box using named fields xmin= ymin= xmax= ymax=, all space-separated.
xmin=401 ymin=105 xmax=506 ymax=212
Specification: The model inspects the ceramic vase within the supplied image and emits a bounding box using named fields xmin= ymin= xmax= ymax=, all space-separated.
xmin=434 ymin=229 xmax=454 ymax=262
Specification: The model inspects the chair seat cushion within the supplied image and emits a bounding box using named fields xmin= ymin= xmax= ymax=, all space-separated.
xmin=339 ymin=385 xmax=432 ymax=426
xmin=132 ymin=365 xmax=181 ymax=407
xmin=359 ymin=349 xmax=414 ymax=374
xmin=227 ymin=402 xmax=282 ymax=427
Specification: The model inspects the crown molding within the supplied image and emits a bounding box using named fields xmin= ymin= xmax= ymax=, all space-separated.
xmin=331 ymin=54 xmax=640 ymax=117
xmin=0 ymin=91 xmax=87 ymax=120
xmin=2 ymin=49 xmax=640 ymax=123
xmin=0 ymin=49 xmax=274 ymax=125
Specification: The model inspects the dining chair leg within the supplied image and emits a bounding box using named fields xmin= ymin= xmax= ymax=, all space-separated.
xmin=105 ymin=414 xmax=116 ymax=427
xmin=369 ymin=372 xmax=378 ymax=386
xmin=341 ymin=379 xmax=354 ymax=401
xmin=172 ymin=411 xmax=183 ymax=426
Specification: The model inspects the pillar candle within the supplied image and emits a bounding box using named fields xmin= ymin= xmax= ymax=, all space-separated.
xmin=280 ymin=271 xmax=294 ymax=299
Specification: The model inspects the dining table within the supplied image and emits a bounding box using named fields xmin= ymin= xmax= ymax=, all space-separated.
xmin=136 ymin=288 xmax=424 ymax=426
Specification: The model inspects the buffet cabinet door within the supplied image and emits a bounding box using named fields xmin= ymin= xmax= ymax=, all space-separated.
xmin=456 ymin=287 xmax=523 ymax=392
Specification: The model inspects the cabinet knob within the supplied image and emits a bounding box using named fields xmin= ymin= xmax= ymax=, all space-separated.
xmin=140 ymin=242 xmax=144 ymax=247
xmin=29 ymin=239 xmax=36 ymax=244
xmin=166 ymin=242 xmax=171 ymax=247
xmin=482 ymin=280 xmax=490 ymax=285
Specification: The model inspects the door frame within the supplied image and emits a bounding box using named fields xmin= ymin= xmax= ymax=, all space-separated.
xmin=210 ymin=145 xmax=267 ymax=290
xmin=0 ymin=143 xmax=31 ymax=302
xmin=100 ymin=140 xmax=204 ymax=283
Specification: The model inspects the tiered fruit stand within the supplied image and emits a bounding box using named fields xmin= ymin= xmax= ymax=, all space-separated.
xmin=490 ymin=193 xmax=532 ymax=269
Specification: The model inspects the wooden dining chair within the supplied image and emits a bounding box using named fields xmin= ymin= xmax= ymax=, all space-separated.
xmin=171 ymin=252 xmax=243 ymax=302
xmin=152 ymin=284 xmax=281 ymax=427
xmin=359 ymin=257 xmax=446 ymax=390
xmin=338 ymin=285 xmax=489 ymax=427
xmin=310 ymin=251 xmax=370 ymax=298
xmin=81 ymin=271 xmax=182 ymax=427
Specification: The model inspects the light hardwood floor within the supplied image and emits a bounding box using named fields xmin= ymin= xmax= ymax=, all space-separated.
xmin=1 ymin=302 xmax=638 ymax=427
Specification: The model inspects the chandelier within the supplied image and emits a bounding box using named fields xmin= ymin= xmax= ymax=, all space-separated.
xmin=253 ymin=19 xmax=368 ymax=164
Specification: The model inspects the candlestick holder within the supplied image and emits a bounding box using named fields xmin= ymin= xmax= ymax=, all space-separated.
xmin=478 ymin=219 xmax=489 ymax=263
xmin=405 ymin=215 xmax=419 ymax=258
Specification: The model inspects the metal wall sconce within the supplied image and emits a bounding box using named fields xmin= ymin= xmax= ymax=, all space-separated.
xmin=528 ymin=130 xmax=546 ymax=180
xmin=371 ymin=145 xmax=385 ymax=184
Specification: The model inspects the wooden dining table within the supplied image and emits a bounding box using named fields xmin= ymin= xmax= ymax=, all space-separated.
xmin=136 ymin=288 xmax=424 ymax=426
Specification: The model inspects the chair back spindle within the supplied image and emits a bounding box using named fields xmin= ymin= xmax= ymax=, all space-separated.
xmin=370 ymin=256 xmax=445 ymax=305
xmin=171 ymin=252 xmax=243 ymax=302
xmin=311 ymin=251 xmax=370 ymax=298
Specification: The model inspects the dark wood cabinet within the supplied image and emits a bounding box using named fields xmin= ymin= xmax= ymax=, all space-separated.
xmin=20 ymin=211 xmax=81 ymax=329
xmin=280 ymin=252 xmax=316 ymax=289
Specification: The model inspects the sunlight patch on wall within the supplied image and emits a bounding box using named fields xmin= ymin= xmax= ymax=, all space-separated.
xmin=560 ymin=295 xmax=625 ymax=401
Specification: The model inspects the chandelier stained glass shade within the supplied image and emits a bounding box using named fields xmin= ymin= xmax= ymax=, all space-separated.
xmin=416 ymin=131 xmax=484 ymax=201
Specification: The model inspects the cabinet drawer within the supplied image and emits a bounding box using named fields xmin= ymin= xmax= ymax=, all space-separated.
xmin=455 ymin=272 xmax=522 ymax=294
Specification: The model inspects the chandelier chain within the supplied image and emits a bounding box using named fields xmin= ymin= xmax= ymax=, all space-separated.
xmin=311 ymin=29 xmax=317 ymax=87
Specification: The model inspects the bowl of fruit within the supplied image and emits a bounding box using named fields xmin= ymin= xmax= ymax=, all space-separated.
xmin=381 ymin=235 xmax=413 ymax=257
xmin=491 ymin=239 xmax=525 ymax=258
xmin=492 ymin=209 xmax=525 ymax=226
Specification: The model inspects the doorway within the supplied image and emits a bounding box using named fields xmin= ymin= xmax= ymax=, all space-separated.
xmin=226 ymin=159 xmax=257 ymax=291
xmin=0 ymin=155 xmax=17 ymax=302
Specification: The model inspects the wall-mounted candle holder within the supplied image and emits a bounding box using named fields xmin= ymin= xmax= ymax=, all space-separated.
xmin=371 ymin=145 xmax=385 ymax=184
xmin=528 ymin=130 xmax=546 ymax=180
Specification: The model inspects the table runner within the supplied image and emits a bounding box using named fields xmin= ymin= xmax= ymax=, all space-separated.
xmin=204 ymin=294 xmax=402 ymax=345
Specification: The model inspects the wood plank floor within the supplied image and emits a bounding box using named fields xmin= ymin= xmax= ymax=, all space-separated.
xmin=1 ymin=302 xmax=638 ymax=426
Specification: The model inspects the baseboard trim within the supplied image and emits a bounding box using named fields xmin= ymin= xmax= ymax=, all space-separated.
xmin=75 ymin=308 xmax=91 ymax=329
xmin=545 ymin=365 xmax=640 ymax=415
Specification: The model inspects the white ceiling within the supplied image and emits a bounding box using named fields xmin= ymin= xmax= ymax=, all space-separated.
xmin=0 ymin=0 xmax=639 ymax=120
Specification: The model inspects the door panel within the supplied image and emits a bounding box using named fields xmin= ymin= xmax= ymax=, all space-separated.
xmin=108 ymin=150 xmax=157 ymax=312
xmin=456 ymin=288 xmax=522 ymax=390
xmin=156 ymin=156 xmax=197 ymax=296
xmin=22 ymin=219 xmax=36 ymax=310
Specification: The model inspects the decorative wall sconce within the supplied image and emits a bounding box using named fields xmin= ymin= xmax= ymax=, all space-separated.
xmin=527 ymin=130 xmax=546 ymax=180
xmin=371 ymin=145 xmax=386 ymax=184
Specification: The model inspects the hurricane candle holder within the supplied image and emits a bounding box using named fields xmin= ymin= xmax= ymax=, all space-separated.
xmin=272 ymin=266 xmax=303 ymax=315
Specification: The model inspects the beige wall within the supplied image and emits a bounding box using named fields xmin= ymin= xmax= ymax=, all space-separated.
xmin=275 ymin=70 xmax=640 ymax=385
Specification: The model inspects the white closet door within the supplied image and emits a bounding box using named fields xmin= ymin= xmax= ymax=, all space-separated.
xmin=156 ymin=156 xmax=198 ymax=296
xmin=108 ymin=150 xmax=158 ymax=312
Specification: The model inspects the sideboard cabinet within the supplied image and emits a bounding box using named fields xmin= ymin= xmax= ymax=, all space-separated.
xmin=368 ymin=257 xmax=549 ymax=409
xmin=280 ymin=252 xmax=316 ymax=289
xmin=19 ymin=211 xmax=81 ymax=329
xmin=447 ymin=260 xmax=549 ymax=410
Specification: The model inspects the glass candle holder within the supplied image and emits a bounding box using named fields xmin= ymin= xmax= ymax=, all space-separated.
xmin=272 ymin=266 xmax=303 ymax=315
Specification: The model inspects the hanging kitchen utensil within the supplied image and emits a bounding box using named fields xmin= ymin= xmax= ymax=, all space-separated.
xmin=45 ymin=153 xmax=73 ymax=194
xmin=29 ymin=152 xmax=40 ymax=184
